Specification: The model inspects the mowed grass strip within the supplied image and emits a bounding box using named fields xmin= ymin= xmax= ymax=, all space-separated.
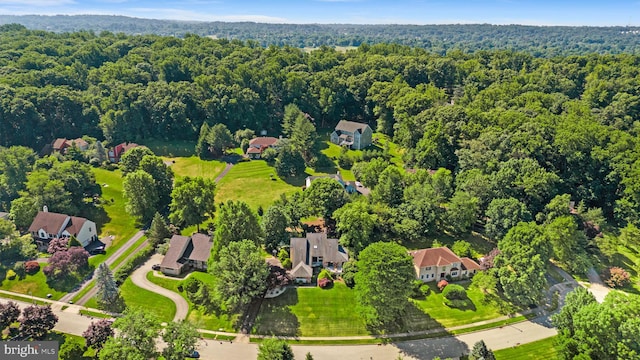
xmin=254 ymin=282 xmax=368 ymax=337
xmin=494 ymin=336 xmax=560 ymax=360
xmin=93 ymin=168 xmax=138 ymax=247
xmin=162 ymin=156 xmax=227 ymax=180
xmin=216 ymin=161 xmax=301 ymax=210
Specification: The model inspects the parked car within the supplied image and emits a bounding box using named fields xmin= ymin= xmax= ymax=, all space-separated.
xmin=152 ymin=264 xmax=161 ymax=271
xmin=89 ymin=246 xmax=106 ymax=255
xmin=185 ymin=351 xmax=200 ymax=358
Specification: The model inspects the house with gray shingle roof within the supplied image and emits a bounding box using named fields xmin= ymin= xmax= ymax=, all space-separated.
xmin=330 ymin=120 xmax=373 ymax=150
xmin=160 ymin=233 xmax=212 ymax=276
xmin=289 ymin=232 xmax=348 ymax=283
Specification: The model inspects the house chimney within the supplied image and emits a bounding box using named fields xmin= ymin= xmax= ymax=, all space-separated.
xmin=43 ymin=205 xmax=48 ymax=212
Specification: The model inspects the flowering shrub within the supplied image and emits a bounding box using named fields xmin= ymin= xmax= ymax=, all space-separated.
xmin=318 ymin=278 xmax=332 ymax=289
xmin=603 ymin=267 xmax=630 ymax=288
xmin=437 ymin=279 xmax=449 ymax=291
xmin=24 ymin=261 xmax=40 ymax=275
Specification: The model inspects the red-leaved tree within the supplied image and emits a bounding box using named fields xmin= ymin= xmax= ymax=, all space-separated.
xmin=0 ymin=301 xmax=21 ymax=331
xmin=19 ymin=305 xmax=58 ymax=339
xmin=44 ymin=247 xmax=90 ymax=280
xmin=83 ymin=319 xmax=114 ymax=351
xmin=47 ymin=237 xmax=69 ymax=254
xmin=24 ymin=261 xmax=40 ymax=275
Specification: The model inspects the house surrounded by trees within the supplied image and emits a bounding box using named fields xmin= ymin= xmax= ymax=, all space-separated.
xmin=160 ymin=233 xmax=212 ymax=276
xmin=246 ymin=136 xmax=279 ymax=159
xmin=28 ymin=209 xmax=98 ymax=249
xmin=410 ymin=247 xmax=481 ymax=282
xmin=289 ymin=232 xmax=349 ymax=283
xmin=330 ymin=121 xmax=373 ymax=150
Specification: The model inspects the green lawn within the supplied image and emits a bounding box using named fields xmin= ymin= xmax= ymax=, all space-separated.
xmin=254 ymin=282 xmax=369 ymax=337
xmin=92 ymin=168 xmax=138 ymax=250
xmin=162 ymin=156 xmax=227 ymax=180
xmin=411 ymin=282 xmax=504 ymax=328
xmin=0 ymin=268 xmax=68 ymax=300
xmin=494 ymin=336 xmax=560 ymax=360
xmin=142 ymin=139 xmax=197 ymax=157
xmin=145 ymin=271 xmax=238 ymax=331
xmin=216 ymin=161 xmax=301 ymax=211
xmin=119 ymin=277 xmax=176 ymax=323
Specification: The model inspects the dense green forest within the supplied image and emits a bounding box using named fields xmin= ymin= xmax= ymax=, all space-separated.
xmin=1 ymin=23 xmax=640 ymax=229
xmin=1 ymin=15 xmax=640 ymax=56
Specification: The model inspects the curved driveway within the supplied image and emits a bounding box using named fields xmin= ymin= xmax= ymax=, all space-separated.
xmin=130 ymin=254 xmax=189 ymax=322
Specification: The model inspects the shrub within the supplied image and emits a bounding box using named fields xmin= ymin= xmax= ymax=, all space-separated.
xmin=6 ymin=269 xmax=17 ymax=280
xmin=444 ymin=298 xmax=468 ymax=308
xmin=420 ymin=284 xmax=431 ymax=297
xmin=318 ymin=278 xmax=332 ymax=289
xmin=442 ymin=284 xmax=467 ymax=300
xmin=113 ymin=245 xmax=154 ymax=285
xmin=24 ymin=261 xmax=40 ymax=275
xmin=281 ymin=258 xmax=292 ymax=269
xmin=318 ymin=269 xmax=333 ymax=281
xmin=13 ymin=261 xmax=25 ymax=278
xmin=341 ymin=260 xmax=357 ymax=288
xmin=183 ymin=277 xmax=202 ymax=294
xmin=437 ymin=279 xmax=449 ymax=291
xmin=603 ymin=266 xmax=631 ymax=288
xmin=411 ymin=280 xmax=427 ymax=299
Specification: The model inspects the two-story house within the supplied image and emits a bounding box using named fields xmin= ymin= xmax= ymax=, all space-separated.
xmin=330 ymin=121 xmax=373 ymax=150
xmin=410 ymin=247 xmax=481 ymax=282
xmin=289 ymin=232 xmax=349 ymax=283
xmin=245 ymin=137 xmax=279 ymax=159
xmin=159 ymin=233 xmax=212 ymax=276
xmin=28 ymin=210 xmax=98 ymax=249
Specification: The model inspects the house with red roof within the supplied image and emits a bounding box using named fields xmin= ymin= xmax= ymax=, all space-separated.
xmin=52 ymin=138 xmax=89 ymax=153
xmin=108 ymin=142 xmax=140 ymax=163
xmin=246 ymin=137 xmax=279 ymax=159
xmin=28 ymin=209 xmax=97 ymax=249
xmin=410 ymin=247 xmax=481 ymax=282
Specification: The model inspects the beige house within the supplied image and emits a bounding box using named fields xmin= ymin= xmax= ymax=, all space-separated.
xmin=160 ymin=233 xmax=212 ymax=276
xmin=410 ymin=247 xmax=481 ymax=282
xmin=28 ymin=210 xmax=98 ymax=249
xmin=289 ymin=232 xmax=349 ymax=283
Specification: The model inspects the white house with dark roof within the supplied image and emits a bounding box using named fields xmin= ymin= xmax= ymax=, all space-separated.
xmin=160 ymin=233 xmax=213 ymax=276
xmin=410 ymin=247 xmax=481 ymax=282
xmin=28 ymin=210 xmax=97 ymax=249
xmin=330 ymin=120 xmax=373 ymax=150
xmin=289 ymin=232 xmax=349 ymax=283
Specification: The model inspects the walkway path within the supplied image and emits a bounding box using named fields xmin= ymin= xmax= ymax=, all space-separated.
xmin=129 ymin=254 xmax=189 ymax=322
xmin=62 ymin=230 xmax=145 ymax=304
xmin=584 ymin=266 xmax=611 ymax=303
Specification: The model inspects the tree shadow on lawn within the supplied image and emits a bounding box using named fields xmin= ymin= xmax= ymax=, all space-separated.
xmin=82 ymin=205 xmax=110 ymax=236
xmin=251 ymin=287 xmax=301 ymax=337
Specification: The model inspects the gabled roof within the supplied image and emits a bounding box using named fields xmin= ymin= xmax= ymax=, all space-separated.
xmin=28 ymin=211 xmax=69 ymax=234
xmin=52 ymin=138 xmax=68 ymax=150
xmin=65 ymin=216 xmax=87 ymax=236
xmin=249 ymin=137 xmax=279 ymax=147
xmin=160 ymin=235 xmax=190 ymax=270
xmin=246 ymin=147 xmax=262 ymax=154
xmin=290 ymin=232 xmax=348 ymax=269
xmin=160 ymin=233 xmax=213 ymax=270
xmin=290 ymin=262 xmax=313 ymax=279
xmin=410 ymin=247 xmax=462 ymax=268
xmin=334 ymin=120 xmax=370 ymax=134
xmin=461 ymin=257 xmax=482 ymax=271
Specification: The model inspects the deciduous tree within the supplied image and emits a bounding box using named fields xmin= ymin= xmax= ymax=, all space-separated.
xmin=83 ymin=319 xmax=114 ymax=352
xmin=485 ymin=197 xmax=532 ymax=240
xmin=257 ymin=338 xmax=294 ymax=360
xmin=122 ymin=170 xmax=159 ymax=223
xmin=304 ymin=177 xmax=349 ymax=223
xmin=161 ymin=321 xmax=200 ymax=360
xmin=99 ymin=309 xmax=160 ymax=360
xmin=210 ymin=200 xmax=263 ymax=261
xmin=169 ymin=176 xmax=216 ymax=231
xmin=19 ymin=305 xmax=58 ymax=340
xmin=262 ymin=204 xmax=290 ymax=253
xmin=0 ymin=301 xmax=20 ymax=331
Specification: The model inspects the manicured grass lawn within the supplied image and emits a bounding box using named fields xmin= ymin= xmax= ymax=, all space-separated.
xmin=254 ymin=282 xmax=369 ymax=337
xmin=142 ymin=139 xmax=197 ymax=157
xmin=119 ymin=277 xmax=176 ymax=323
xmin=93 ymin=168 xmax=138 ymax=251
xmin=0 ymin=269 xmax=67 ymax=300
xmin=107 ymin=234 xmax=148 ymax=270
xmin=162 ymin=156 xmax=227 ymax=180
xmin=216 ymin=161 xmax=301 ymax=210
xmin=146 ymin=271 xmax=238 ymax=331
xmin=411 ymin=282 xmax=504 ymax=328
xmin=494 ymin=336 xmax=560 ymax=360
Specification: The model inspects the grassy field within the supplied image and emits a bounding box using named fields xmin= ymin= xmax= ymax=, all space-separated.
xmin=0 ymin=268 xmax=67 ymax=300
xmin=411 ymin=282 xmax=504 ymax=328
xmin=494 ymin=336 xmax=560 ymax=360
xmin=216 ymin=161 xmax=301 ymax=210
xmin=162 ymin=156 xmax=227 ymax=180
xmin=254 ymin=282 xmax=369 ymax=337
xmin=92 ymin=168 xmax=138 ymax=252
xmin=119 ymin=277 xmax=176 ymax=323
xmin=142 ymin=139 xmax=196 ymax=157
xmin=145 ymin=271 xmax=238 ymax=331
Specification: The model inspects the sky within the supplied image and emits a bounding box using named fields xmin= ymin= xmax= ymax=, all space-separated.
xmin=0 ymin=0 xmax=638 ymax=26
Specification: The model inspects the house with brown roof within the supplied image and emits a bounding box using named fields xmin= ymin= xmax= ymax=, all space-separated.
xmin=108 ymin=142 xmax=140 ymax=163
xmin=330 ymin=120 xmax=373 ymax=150
xmin=160 ymin=233 xmax=213 ymax=276
xmin=410 ymin=247 xmax=481 ymax=283
xmin=28 ymin=210 xmax=97 ymax=249
xmin=289 ymin=232 xmax=349 ymax=283
xmin=246 ymin=137 xmax=279 ymax=159
xmin=52 ymin=138 xmax=89 ymax=153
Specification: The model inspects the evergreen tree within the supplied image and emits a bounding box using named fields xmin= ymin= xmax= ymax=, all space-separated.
xmin=95 ymin=263 xmax=126 ymax=313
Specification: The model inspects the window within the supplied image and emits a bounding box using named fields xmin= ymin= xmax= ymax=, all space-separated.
xmin=431 ymin=274 xmax=435 ymax=278
xmin=421 ymin=275 xmax=424 ymax=279
xmin=425 ymin=266 xmax=432 ymax=270
xmin=451 ymin=272 xmax=458 ymax=276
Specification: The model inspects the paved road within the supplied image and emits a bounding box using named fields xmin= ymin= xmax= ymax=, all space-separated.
xmin=62 ymin=230 xmax=145 ymax=304
xmin=585 ymin=267 xmax=611 ymax=303
xmin=130 ymin=254 xmax=189 ymax=322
